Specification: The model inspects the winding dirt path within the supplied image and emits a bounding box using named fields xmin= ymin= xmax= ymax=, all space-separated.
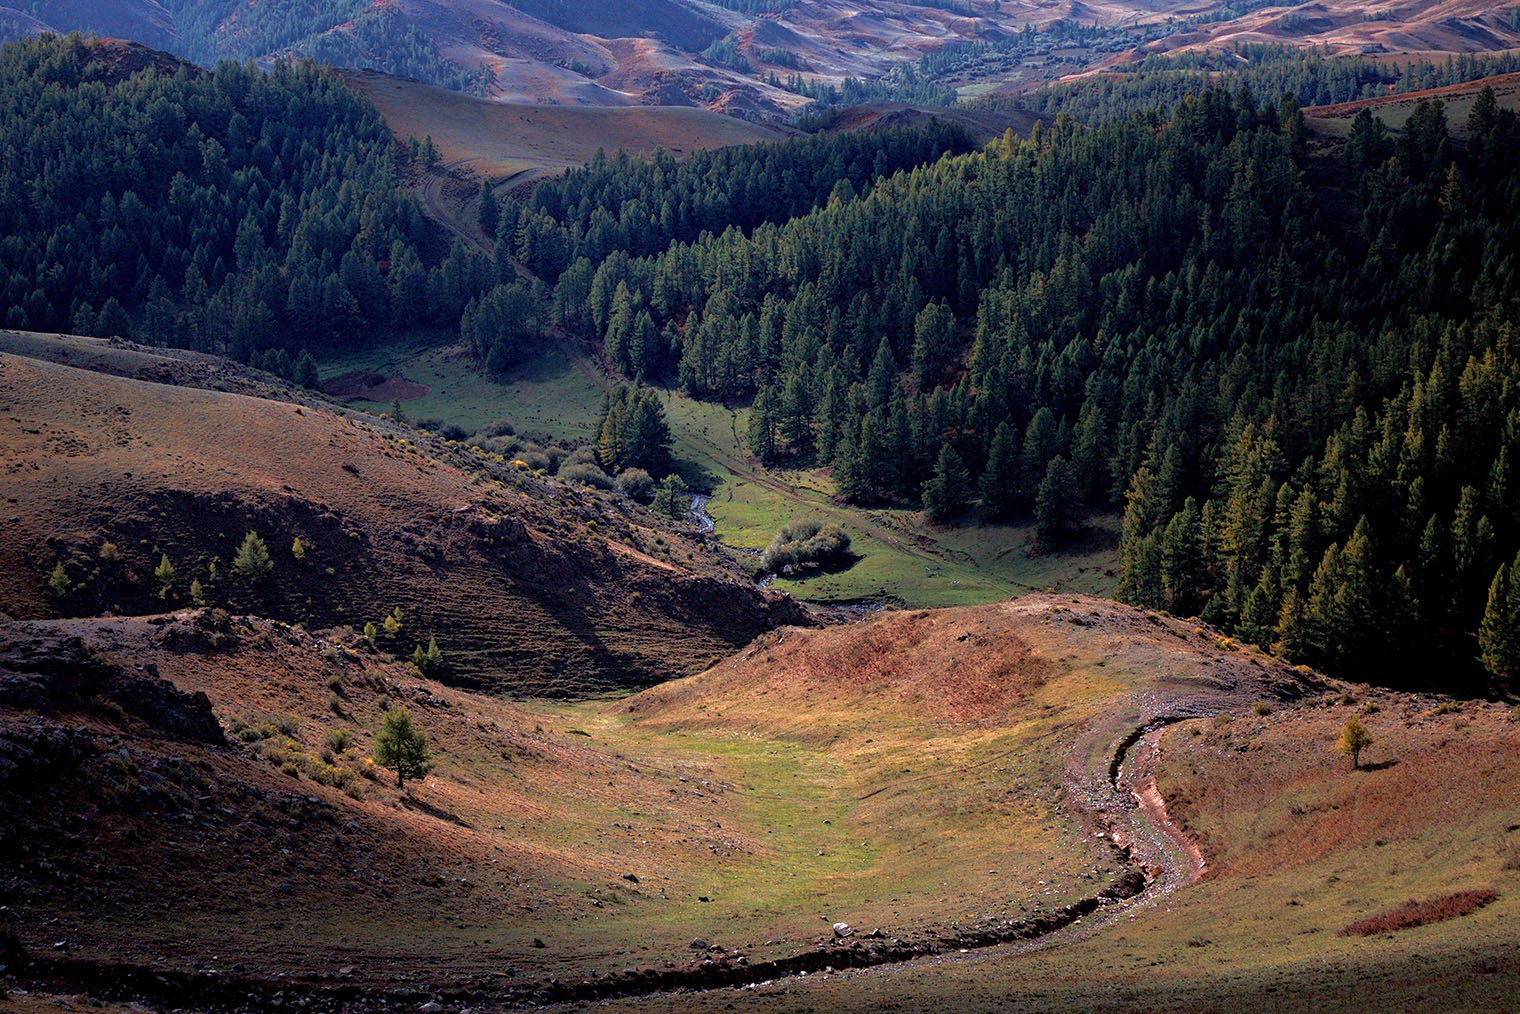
xmin=420 ymin=159 xmax=492 ymax=256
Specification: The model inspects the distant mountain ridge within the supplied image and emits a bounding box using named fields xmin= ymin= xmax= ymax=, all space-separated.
xmin=5 ymin=0 xmax=1510 ymax=119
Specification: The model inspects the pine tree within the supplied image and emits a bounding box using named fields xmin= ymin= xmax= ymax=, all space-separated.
xmin=922 ymin=443 xmax=971 ymax=523
xmin=980 ymin=420 xmax=1018 ymax=518
xmin=190 ymin=578 xmax=206 ymax=607
xmin=1239 ymin=563 xmax=1282 ymax=650
xmin=910 ymin=301 xmax=954 ymax=387
xmin=779 ymin=373 xmax=812 ymax=453
xmin=1160 ymin=498 xmax=1203 ymax=614
xmin=651 ymin=474 xmax=687 ymax=519
xmin=748 ymin=387 xmax=777 ymax=462
xmin=291 ymin=537 xmax=305 ymax=561
xmin=478 ymin=181 xmax=499 ymax=238
xmin=867 ymin=335 xmax=897 ymax=410
xmin=1273 ymin=585 xmax=1308 ymax=661
xmin=155 ymin=553 xmax=175 ymax=598
xmin=374 ymin=707 xmax=433 ymax=788
xmin=1019 ymin=408 xmax=1060 ymax=510
xmin=364 ymin=621 xmax=378 ymax=644
xmin=231 ymin=532 xmax=273 ymax=581
xmin=1479 ymin=553 xmax=1520 ymax=678
xmin=47 ymin=562 xmax=70 ymax=598
xmin=293 ymin=350 xmax=319 ymax=389
xmin=1337 ymin=717 xmax=1373 ymax=770
xmin=1035 ymin=455 xmax=1079 ymax=543
xmin=833 ymin=421 xmax=869 ymax=504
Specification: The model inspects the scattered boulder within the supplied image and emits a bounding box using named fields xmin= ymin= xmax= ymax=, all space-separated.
xmin=833 ymin=922 xmax=853 ymax=938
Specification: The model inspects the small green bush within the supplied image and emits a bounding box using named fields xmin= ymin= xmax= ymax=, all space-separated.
xmin=560 ymin=462 xmax=613 ymax=490
xmin=760 ymin=520 xmax=851 ymax=574
xmin=615 ymin=468 xmax=654 ymax=501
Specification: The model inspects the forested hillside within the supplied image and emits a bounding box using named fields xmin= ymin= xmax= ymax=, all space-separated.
xmin=1008 ymin=46 xmax=1520 ymax=124
xmin=465 ymin=122 xmax=974 ymax=376
xmin=547 ymin=90 xmax=1520 ymax=691
xmin=0 ymin=34 xmax=480 ymax=380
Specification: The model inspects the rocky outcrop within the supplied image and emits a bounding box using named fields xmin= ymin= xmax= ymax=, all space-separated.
xmin=0 ymin=629 xmax=224 ymax=745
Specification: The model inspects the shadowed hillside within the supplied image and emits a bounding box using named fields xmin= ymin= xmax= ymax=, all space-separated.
xmin=0 ymin=332 xmax=805 ymax=694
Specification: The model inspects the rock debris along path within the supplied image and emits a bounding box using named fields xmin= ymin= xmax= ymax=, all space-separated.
xmin=10 ymin=710 xmax=1215 ymax=1011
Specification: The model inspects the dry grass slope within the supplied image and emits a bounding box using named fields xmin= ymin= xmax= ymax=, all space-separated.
xmin=0 ymin=334 xmax=803 ymax=694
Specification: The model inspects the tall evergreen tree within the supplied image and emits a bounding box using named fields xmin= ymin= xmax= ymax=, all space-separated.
xmin=922 ymin=443 xmax=971 ymax=523
xmin=1479 ymin=553 xmax=1520 ymax=678
xmin=980 ymin=420 xmax=1019 ymax=519
xmin=478 ymin=180 xmax=499 ymax=238
xmin=1035 ymin=455 xmax=1079 ymax=543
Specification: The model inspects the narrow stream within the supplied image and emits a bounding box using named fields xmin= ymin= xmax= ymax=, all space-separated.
xmin=684 ymin=493 xmax=776 ymax=587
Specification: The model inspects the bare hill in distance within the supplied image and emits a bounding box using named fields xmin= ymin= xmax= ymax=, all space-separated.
xmin=9 ymin=0 xmax=1518 ymax=120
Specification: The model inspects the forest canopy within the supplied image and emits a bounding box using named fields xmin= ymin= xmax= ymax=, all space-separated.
xmin=0 ymin=34 xmax=480 ymax=378
xmin=549 ymin=89 xmax=1520 ymax=691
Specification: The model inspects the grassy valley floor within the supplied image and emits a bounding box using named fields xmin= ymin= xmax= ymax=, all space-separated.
xmin=320 ymin=338 xmax=1119 ymax=609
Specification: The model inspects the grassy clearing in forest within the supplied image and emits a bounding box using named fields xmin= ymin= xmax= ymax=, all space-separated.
xmin=320 ymin=340 xmax=1118 ymax=607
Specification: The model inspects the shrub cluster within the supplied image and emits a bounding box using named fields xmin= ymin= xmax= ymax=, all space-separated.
xmin=1339 ymin=890 xmax=1498 ymax=936
xmin=760 ymin=520 xmax=851 ymax=574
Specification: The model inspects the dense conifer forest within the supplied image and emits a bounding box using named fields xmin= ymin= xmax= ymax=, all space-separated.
xmin=1008 ymin=46 xmax=1520 ymax=123
xmin=542 ymin=90 xmax=1520 ymax=690
xmin=2 ymin=32 xmax=1516 ymax=692
xmin=0 ymin=34 xmax=484 ymax=381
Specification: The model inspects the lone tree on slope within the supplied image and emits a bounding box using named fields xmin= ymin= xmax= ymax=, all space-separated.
xmin=374 ymin=707 xmax=433 ymax=789
xmin=1337 ymin=717 xmax=1373 ymax=770
xmin=232 ymin=531 xmax=273 ymax=581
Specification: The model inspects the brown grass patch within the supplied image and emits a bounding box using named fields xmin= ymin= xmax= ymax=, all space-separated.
xmin=321 ymin=369 xmax=429 ymax=403
xmin=1339 ymin=890 xmax=1498 ymax=936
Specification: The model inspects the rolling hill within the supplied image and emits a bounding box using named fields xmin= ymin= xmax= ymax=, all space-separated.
xmin=345 ymin=67 xmax=792 ymax=178
xmin=3 ymin=592 xmax=1517 ymax=1010
xmin=0 ymin=331 xmax=806 ymax=695
xmin=8 ymin=0 xmax=1519 ymax=120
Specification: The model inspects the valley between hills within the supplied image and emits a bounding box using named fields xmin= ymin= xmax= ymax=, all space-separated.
xmin=3 ymin=334 xmax=1519 ymax=1012
xmin=1 ymin=11 xmax=1520 ymax=1012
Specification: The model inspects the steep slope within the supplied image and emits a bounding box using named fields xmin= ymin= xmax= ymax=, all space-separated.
xmin=0 ymin=332 xmax=804 ymax=694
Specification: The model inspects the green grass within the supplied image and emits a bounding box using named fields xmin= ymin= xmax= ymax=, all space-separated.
xmin=319 ymin=339 xmax=1118 ymax=608
xmin=319 ymin=338 xmax=604 ymax=445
